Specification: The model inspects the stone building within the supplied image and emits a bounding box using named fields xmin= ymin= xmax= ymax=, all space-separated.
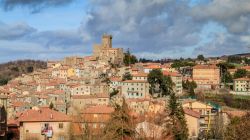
xmin=192 ymin=64 xmax=220 ymax=89
xmin=93 ymin=34 xmax=124 ymax=65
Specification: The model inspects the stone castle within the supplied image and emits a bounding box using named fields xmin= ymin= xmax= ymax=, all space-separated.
xmin=93 ymin=34 xmax=124 ymax=65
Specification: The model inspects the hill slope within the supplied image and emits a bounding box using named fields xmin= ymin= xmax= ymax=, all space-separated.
xmin=0 ymin=60 xmax=47 ymax=85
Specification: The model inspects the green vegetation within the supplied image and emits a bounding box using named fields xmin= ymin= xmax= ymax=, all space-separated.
xmin=197 ymin=54 xmax=205 ymax=61
xmin=123 ymin=49 xmax=138 ymax=66
xmin=147 ymin=69 xmax=173 ymax=97
xmin=109 ymin=89 xmax=119 ymax=99
xmin=164 ymin=92 xmax=188 ymax=140
xmin=203 ymin=94 xmax=250 ymax=110
xmin=0 ymin=60 xmax=46 ymax=85
xmin=227 ymin=56 xmax=242 ymax=64
xmin=171 ymin=60 xmax=195 ymax=69
xmin=226 ymin=55 xmax=250 ymax=65
xmin=102 ymin=99 xmax=135 ymax=140
xmin=122 ymin=72 xmax=132 ymax=81
xmin=183 ymin=80 xmax=197 ymax=97
xmin=233 ymin=69 xmax=248 ymax=79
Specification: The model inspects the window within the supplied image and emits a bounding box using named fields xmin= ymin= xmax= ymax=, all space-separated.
xmin=58 ymin=136 xmax=64 ymax=140
xmin=93 ymin=123 xmax=97 ymax=128
xmin=59 ymin=123 xmax=63 ymax=129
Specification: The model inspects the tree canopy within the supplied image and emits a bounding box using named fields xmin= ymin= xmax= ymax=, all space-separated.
xmin=147 ymin=69 xmax=173 ymax=97
xmin=197 ymin=54 xmax=205 ymax=61
xmin=233 ymin=69 xmax=248 ymax=79
xmin=171 ymin=60 xmax=196 ymax=69
xmin=224 ymin=113 xmax=250 ymax=140
xmin=102 ymin=99 xmax=135 ymax=140
xmin=123 ymin=49 xmax=138 ymax=66
xmin=163 ymin=92 xmax=189 ymax=140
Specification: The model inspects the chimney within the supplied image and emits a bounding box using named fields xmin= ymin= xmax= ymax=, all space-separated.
xmin=50 ymin=113 xmax=53 ymax=119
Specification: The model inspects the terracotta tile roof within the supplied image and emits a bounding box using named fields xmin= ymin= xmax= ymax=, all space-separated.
xmin=234 ymin=77 xmax=250 ymax=81
xmin=144 ymin=65 xmax=161 ymax=69
xmin=18 ymin=107 xmax=71 ymax=122
xmin=7 ymin=118 xmax=19 ymax=126
xmin=193 ymin=64 xmax=218 ymax=69
xmin=96 ymin=93 xmax=109 ymax=98
xmin=184 ymin=108 xmax=200 ymax=118
xmin=123 ymin=80 xmax=148 ymax=83
xmin=12 ymin=101 xmax=29 ymax=107
xmin=241 ymin=66 xmax=250 ymax=70
xmin=53 ymin=90 xmax=65 ymax=94
xmin=82 ymin=105 xmax=114 ymax=114
xmin=163 ymin=71 xmax=181 ymax=77
xmin=110 ymin=77 xmax=122 ymax=81
xmin=133 ymin=72 xmax=148 ymax=77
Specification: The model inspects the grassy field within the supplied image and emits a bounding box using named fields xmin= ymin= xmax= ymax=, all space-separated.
xmin=203 ymin=93 xmax=250 ymax=110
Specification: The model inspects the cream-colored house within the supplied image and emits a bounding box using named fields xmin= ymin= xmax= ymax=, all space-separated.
xmin=184 ymin=108 xmax=201 ymax=139
xmin=121 ymin=80 xmax=150 ymax=99
xmin=132 ymin=72 xmax=148 ymax=81
xmin=233 ymin=77 xmax=250 ymax=95
xmin=17 ymin=107 xmax=72 ymax=140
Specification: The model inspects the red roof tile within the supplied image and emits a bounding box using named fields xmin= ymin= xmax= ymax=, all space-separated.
xmin=184 ymin=108 xmax=200 ymax=118
xmin=18 ymin=107 xmax=71 ymax=122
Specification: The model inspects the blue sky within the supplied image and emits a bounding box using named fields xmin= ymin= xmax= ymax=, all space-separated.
xmin=0 ymin=0 xmax=249 ymax=62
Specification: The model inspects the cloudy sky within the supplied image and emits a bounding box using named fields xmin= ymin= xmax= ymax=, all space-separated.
xmin=0 ymin=0 xmax=249 ymax=62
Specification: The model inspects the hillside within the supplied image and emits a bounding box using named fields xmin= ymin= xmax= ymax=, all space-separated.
xmin=0 ymin=60 xmax=47 ymax=85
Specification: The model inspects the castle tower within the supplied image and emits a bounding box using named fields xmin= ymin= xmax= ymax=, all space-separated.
xmin=102 ymin=34 xmax=112 ymax=48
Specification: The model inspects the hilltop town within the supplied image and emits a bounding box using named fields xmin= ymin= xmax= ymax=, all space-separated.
xmin=0 ymin=34 xmax=250 ymax=140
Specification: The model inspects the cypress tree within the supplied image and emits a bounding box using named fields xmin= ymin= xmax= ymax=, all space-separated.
xmin=164 ymin=92 xmax=189 ymax=140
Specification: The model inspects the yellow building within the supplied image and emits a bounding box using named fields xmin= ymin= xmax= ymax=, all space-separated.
xmin=182 ymin=100 xmax=217 ymax=132
xmin=184 ymin=108 xmax=201 ymax=139
xmin=192 ymin=65 xmax=220 ymax=89
xmin=67 ymin=68 xmax=76 ymax=77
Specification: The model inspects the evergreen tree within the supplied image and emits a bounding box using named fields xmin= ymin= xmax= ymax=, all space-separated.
xmin=147 ymin=69 xmax=173 ymax=97
xmin=123 ymin=49 xmax=138 ymax=66
xmin=161 ymin=75 xmax=174 ymax=96
xmin=163 ymin=92 xmax=189 ymax=140
xmin=49 ymin=102 xmax=54 ymax=110
xmin=102 ymin=98 xmax=135 ymax=140
xmin=197 ymin=54 xmax=205 ymax=61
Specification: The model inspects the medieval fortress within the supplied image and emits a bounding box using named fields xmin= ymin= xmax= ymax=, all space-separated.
xmin=62 ymin=34 xmax=124 ymax=66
